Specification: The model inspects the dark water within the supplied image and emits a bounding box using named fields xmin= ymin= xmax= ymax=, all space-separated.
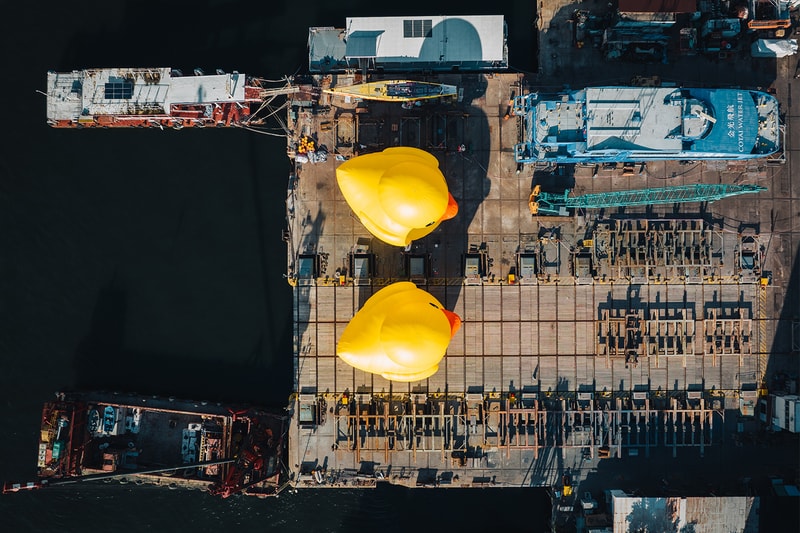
xmin=1 ymin=1 xmax=551 ymax=531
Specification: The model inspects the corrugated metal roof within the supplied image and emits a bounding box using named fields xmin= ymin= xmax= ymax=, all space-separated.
xmin=345 ymin=15 xmax=506 ymax=63
xmin=611 ymin=495 xmax=758 ymax=533
xmin=685 ymin=496 xmax=759 ymax=533
xmin=345 ymin=30 xmax=383 ymax=58
xmin=307 ymin=27 xmax=352 ymax=72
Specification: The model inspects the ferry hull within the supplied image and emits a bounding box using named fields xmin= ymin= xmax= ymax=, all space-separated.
xmin=513 ymin=86 xmax=781 ymax=164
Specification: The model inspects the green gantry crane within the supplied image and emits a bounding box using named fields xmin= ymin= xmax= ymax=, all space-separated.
xmin=528 ymin=183 xmax=767 ymax=216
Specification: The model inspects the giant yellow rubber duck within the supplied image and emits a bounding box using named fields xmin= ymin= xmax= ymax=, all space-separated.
xmin=337 ymin=282 xmax=461 ymax=382
xmin=336 ymin=147 xmax=458 ymax=247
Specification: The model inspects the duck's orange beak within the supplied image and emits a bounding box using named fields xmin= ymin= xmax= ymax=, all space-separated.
xmin=438 ymin=193 xmax=459 ymax=222
xmin=441 ymin=309 xmax=462 ymax=337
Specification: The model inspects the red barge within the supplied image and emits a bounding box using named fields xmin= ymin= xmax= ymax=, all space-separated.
xmin=3 ymin=391 xmax=289 ymax=498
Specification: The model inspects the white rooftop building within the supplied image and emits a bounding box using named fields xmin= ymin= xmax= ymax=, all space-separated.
xmin=308 ymin=16 xmax=507 ymax=72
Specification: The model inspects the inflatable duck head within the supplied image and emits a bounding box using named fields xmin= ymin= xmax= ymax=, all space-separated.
xmin=336 ymin=147 xmax=458 ymax=247
xmin=336 ymin=282 xmax=461 ymax=382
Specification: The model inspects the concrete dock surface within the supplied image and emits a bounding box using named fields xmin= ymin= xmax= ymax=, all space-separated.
xmin=282 ymin=4 xmax=799 ymax=510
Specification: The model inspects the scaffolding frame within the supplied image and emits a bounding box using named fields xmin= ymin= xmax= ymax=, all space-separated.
xmin=329 ymin=392 xmax=724 ymax=461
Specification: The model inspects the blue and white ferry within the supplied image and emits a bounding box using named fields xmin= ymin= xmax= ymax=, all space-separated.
xmin=513 ymin=86 xmax=780 ymax=163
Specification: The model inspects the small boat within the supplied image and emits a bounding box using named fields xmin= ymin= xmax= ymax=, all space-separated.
xmin=102 ymin=406 xmax=116 ymax=434
xmin=87 ymin=409 xmax=100 ymax=434
xmin=325 ymin=80 xmax=458 ymax=102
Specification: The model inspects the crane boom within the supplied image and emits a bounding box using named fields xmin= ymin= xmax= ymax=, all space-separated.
xmin=529 ymin=184 xmax=767 ymax=215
